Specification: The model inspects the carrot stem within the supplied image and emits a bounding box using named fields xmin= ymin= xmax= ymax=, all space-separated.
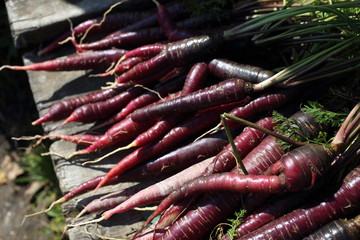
xmin=222 ymin=113 xmax=307 ymax=147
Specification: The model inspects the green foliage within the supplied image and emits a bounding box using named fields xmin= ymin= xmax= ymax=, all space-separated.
xmin=14 ymin=145 xmax=66 ymax=239
xmin=301 ymin=101 xmax=347 ymax=128
xmin=226 ymin=209 xmax=247 ymax=240
xmin=272 ymin=110 xmax=310 ymax=150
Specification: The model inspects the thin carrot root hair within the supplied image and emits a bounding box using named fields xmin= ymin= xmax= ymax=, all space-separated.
xmin=67 ymin=215 xmax=105 ymax=227
xmin=193 ymin=122 xmax=223 ymax=142
xmin=82 ymin=141 xmax=135 ymax=166
xmin=79 ymin=1 xmax=127 ymax=46
xmin=57 ymin=19 xmax=76 ymax=46
xmin=133 ymin=206 xmax=157 ymax=211
xmin=23 ymin=196 xmax=66 ymax=219
xmin=41 ymin=151 xmax=67 ymax=159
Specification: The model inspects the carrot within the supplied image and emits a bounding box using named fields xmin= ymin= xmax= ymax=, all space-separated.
xmin=121 ymin=43 xmax=165 ymax=60
xmin=141 ymin=111 xmax=327 ymax=235
xmin=91 ymin=73 xmax=186 ymax=130
xmin=111 ymin=62 xmax=208 ymax=152
xmin=130 ymin=78 xmax=252 ymax=121
xmin=303 ymin=215 xmax=360 ymax=240
xmin=37 ymin=11 xmax=151 ymax=55
xmin=154 ymin=0 xmax=194 ymax=41
xmin=94 ymin=100 xmax=248 ymax=190
xmin=225 ymin=88 xmax=296 ymax=128
xmin=74 ymin=27 xmax=166 ymax=52
xmin=238 ymin=165 xmax=360 ymax=240
xmin=97 ymin=57 xmax=146 ymax=77
xmin=208 ymin=58 xmax=274 ymax=83
xmin=71 ymin=158 xmax=214 ymax=225
xmin=32 ymin=83 xmax=131 ymax=125
xmin=114 ymin=34 xmax=224 ymax=85
xmin=60 ymin=85 xmax=144 ymax=125
xmin=1 ymin=49 xmax=127 ymax=71
xmin=145 ymin=103 xmax=360 ymax=226
xmin=68 ymin=116 xmax=157 ymax=158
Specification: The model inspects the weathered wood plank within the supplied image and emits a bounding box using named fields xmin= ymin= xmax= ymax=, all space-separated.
xmin=24 ymin=51 xmax=151 ymax=239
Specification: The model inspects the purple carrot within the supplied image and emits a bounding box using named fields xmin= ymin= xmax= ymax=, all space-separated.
xmin=226 ymin=88 xmax=296 ymax=128
xmin=113 ymin=33 xmax=224 ymax=85
xmin=97 ymin=56 xmax=146 ymax=77
xmin=144 ymin=111 xmax=324 ymax=237
xmin=208 ymin=58 xmax=274 ymax=83
xmin=91 ymin=73 xmax=186 ymax=130
xmin=75 ymin=27 xmax=166 ymax=52
xmin=130 ymin=78 xmax=252 ymax=121
xmin=60 ymin=85 xmax=145 ymax=125
xmin=95 ymin=100 xmax=249 ymax=190
xmin=68 ymin=116 xmax=157 ymax=157
xmin=146 ymin=103 xmax=360 ymax=226
xmin=99 ymin=158 xmax=214 ymax=221
xmin=154 ymin=0 xmax=194 ymax=41
xmin=2 ymin=49 xmax=127 ymax=71
xmin=303 ymin=215 xmax=360 ymax=240
xmin=38 ymin=11 xmax=151 ymax=55
xmin=238 ymin=166 xmax=360 ymax=240
xmin=32 ymin=83 xmax=131 ymax=125
xmin=115 ymin=62 xmax=208 ymax=151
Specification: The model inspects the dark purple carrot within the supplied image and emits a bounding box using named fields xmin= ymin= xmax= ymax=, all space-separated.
xmin=208 ymin=58 xmax=275 ymax=83
xmin=131 ymin=78 xmax=252 ymax=121
xmin=113 ymin=33 xmax=224 ymax=85
xmin=146 ymin=102 xmax=360 ymax=225
xmin=60 ymin=85 xmax=145 ymax=125
xmin=121 ymin=43 xmax=165 ymax=60
xmin=303 ymin=215 xmax=360 ymax=240
xmin=226 ymin=88 xmax=296 ymax=128
xmin=109 ymin=62 xmax=208 ymax=153
xmin=94 ymin=100 xmax=248 ymax=190
xmin=238 ymin=166 xmax=360 ymax=240
xmin=1 ymin=49 xmax=127 ymax=71
xmin=91 ymin=73 xmax=186 ymax=130
xmin=32 ymin=83 xmax=131 ymax=125
xmin=38 ymin=11 xmax=151 ymax=55
xmin=68 ymin=116 xmax=158 ymax=158
xmin=154 ymin=0 xmax=194 ymax=41
xmin=151 ymin=111 xmax=323 ymax=240
xmin=74 ymin=27 xmax=166 ymax=52
xmin=71 ymin=158 xmax=214 ymax=225
xmin=97 ymin=57 xmax=146 ymax=77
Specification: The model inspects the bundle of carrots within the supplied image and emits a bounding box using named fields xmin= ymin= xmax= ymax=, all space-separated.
xmin=4 ymin=0 xmax=360 ymax=239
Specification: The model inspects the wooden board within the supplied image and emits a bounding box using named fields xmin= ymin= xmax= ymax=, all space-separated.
xmin=4 ymin=1 xmax=159 ymax=239
xmin=22 ymin=51 xmax=154 ymax=240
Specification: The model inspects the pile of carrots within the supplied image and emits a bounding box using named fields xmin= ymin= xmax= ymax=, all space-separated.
xmin=4 ymin=0 xmax=360 ymax=239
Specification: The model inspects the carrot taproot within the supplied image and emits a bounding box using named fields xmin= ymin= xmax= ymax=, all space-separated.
xmin=143 ymin=111 xmax=320 ymax=234
xmin=74 ymin=27 xmax=166 ymax=52
xmin=32 ymin=83 xmax=131 ymax=125
xmin=97 ymin=57 xmax=146 ymax=77
xmin=37 ymin=10 xmax=151 ymax=55
xmin=145 ymin=103 xmax=359 ymax=225
xmin=130 ymin=78 xmax=252 ymax=121
xmin=68 ymin=116 xmax=157 ymax=158
xmin=72 ymin=158 xmax=214 ymax=225
xmin=112 ymin=62 xmax=208 ymax=152
xmin=303 ymin=215 xmax=360 ymax=240
xmin=153 ymin=0 xmax=195 ymax=41
xmin=238 ymin=165 xmax=360 ymax=240
xmin=1 ymin=49 xmax=127 ymax=71
xmin=94 ymin=100 xmax=248 ymax=190
xmin=91 ymin=73 xmax=186 ymax=130
xmin=60 ymin=85 xmax=145 ymax=125
xmin=113 ymin=34 xmax=224 ymax=85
